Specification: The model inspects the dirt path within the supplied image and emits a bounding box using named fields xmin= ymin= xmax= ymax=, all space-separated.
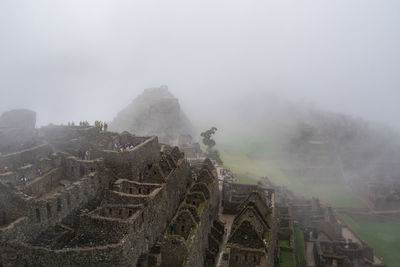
xmin=215 ymin=167 xmax=235 ymax=267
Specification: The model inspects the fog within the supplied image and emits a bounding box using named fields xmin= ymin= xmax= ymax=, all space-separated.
xmin=0 ymin=0 xmax=399 ymax=129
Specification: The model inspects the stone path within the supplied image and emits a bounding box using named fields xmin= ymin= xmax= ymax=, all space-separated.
xmin=341 ymin=227 xmax=362 ymax=245
xmin=306 ymin=242 xmax=316 ymax=267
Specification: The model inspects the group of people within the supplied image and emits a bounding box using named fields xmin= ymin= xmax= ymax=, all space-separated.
xmin=95 ymin=121 xmax=108 ymax=131
xmin=79 ymin=121 xmax=90 ymax=127
xmin=20 ymin=168 xmax=42 ymax=185
xmin=114 ymin=142 xmax=136 ymax=152
xmin=78 ymin=150 xmax=90 ymax=160
xmin=67 ymin=120 xmax=108 ymax=131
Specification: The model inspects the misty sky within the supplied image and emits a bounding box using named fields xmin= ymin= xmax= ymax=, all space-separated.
xmin=0 ymin=1 xmax=399 ymax=128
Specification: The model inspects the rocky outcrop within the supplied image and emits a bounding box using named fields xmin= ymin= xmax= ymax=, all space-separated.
xmin=0 ymin=109 xmax=36 ymax=129
xmin=110 ymin=86 xmax=194 ymax=144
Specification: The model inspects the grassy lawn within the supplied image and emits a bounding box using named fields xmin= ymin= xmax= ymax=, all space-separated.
xmin=340 ymin=213 xmax=400 ymax=267
xmin=294 ymin=226 xmax=306 ymax=267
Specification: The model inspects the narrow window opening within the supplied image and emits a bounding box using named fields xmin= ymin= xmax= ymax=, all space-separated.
xmin=36 ymin=208 xmax=41 ymax=222
xmin=46 ymin=203 xmax=51 ymax=218
xmin=129 ymin=188 xmax=133 ymax=194
xmin=57 ymin=198 xmax=62 ymax=212
xmin=119 ymin=209 xmax=122 ymax=216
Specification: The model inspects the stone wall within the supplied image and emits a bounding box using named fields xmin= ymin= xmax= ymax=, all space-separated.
xmin=102 ymin=137 xmax=160 ymax=179
xmin=161 ymin=159 xmax=219 ymax=267
xmin=0 ymin=144 xmax=52 ymax=170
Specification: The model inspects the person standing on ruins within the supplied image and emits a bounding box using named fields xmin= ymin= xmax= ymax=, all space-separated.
xmin=3 ymin=165 xmax=8 ymax=173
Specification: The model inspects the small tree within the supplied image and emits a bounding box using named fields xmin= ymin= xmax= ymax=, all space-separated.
xmin=201 ymin=127 xmax=223 ymax=164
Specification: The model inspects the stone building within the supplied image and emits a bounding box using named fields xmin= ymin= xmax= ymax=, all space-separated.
xmin=220 ymin=190 xmax=276 ymax=267
xmin=0 ymin=115 xmax=220 ymax=266
xmin=259 ymin=178 xmax=386 ymax=267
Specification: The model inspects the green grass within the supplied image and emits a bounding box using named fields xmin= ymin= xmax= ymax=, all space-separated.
xmin=220 ymin=148 xmax=365 ymax=208
xmin=340 ymin=213 xmax=400 ymax=267
xmin=286 ymin=179 xmax=365 ymax=208
xmin=294 ymin=226 xmax=306 ymax=267
xmin=278 ymin=239 xmax=291 ymax=248
xmin=276 ymin=250 xmax=295 ymax=267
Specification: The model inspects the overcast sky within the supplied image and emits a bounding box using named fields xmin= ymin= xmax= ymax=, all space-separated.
xmin=0 ymin=0 xmax=399 ymax=128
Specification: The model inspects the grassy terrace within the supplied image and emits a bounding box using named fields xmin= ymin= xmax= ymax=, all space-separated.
xmin=340 ymin=213 xmax=400 ymax=267
xmin=294 ymin=226 xmax=306 ymax=267
xmin=275 ymin=250 xmax=295 ymax=267
xmin=278 ymin=239 xmax=290 ymax=248
xmin=219 ymin=134 xmax=365 ymax=208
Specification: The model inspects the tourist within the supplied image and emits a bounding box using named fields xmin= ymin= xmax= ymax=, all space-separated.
xmin=38 ymin=168 xmax=42 ymax=177
xmin=104 ymin=123 xmax=108 ymax=131
xmin=3 ymin=165 xmax=8 ymax=173
xmin=85 ymin=151 xmax=89 ymax=160
xmin=169 ymin=223 xmax=174 ymax=234
xmin=21 ymin=176 xmax=27 ymax=185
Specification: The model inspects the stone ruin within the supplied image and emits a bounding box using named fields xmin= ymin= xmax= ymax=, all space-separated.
xmin=0 ymin=110 xmax=222 ymax=266
xmin=218 ymin=171 xmax=278 ymax=267
xmin=0 ymin=108 xmax=387 ymax=267
xmin=177 ymin=134 xmax=202 ymax=159
xmin=260 ymin=177 xmax=386 ymax=267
